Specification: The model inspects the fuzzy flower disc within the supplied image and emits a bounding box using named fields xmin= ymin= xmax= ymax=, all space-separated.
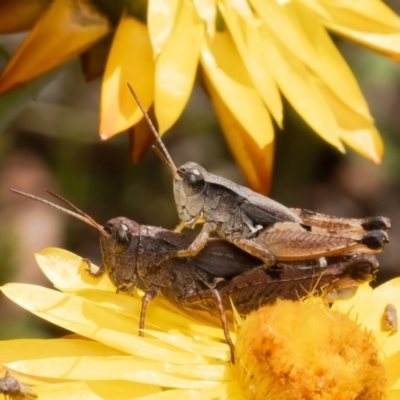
xmin=234 ymin=300 xmax=387 ymax=400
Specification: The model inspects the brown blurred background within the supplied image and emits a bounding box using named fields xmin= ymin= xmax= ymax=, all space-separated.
xmin=1 ymin=3 xmax=400 ymax=338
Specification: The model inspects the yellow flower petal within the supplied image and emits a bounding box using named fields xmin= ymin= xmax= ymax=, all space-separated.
xmin=385 ymin=351 xmax=400 ymax=390
xmin=375 ymin=331 xmax=400 ymax=361
xmin=147 ymin=0 xmax=180 ymax=56
xmin=35 ymin=247 xmax=229 ymax=349
xmin=34 ymin=381 xmax=101 ymax=400
xmin=193 ymin=0 xmax=216 ymax=36
xmin=7 ymin=249 xmax=230 ymax=361
xmin=204 ymin=71 xmax=273 ymax=194
xmin=155 ymin=0 xmax=204 ymax=134
xmin=0 ymin=338 xmax=124 ymax=364
xmin=165 ymin=363 xmax=232 ymax=381
xmin=333 ymin=280 xmax=400 ymax=334
xmin=0 ymin=0 xmax=50 ymax=33
xmin=6 ymin=356 xmax=222 ymax=388
xmin=34 ymin=380 xmax=161 ymax=400
xmin=145 ymin=330 xmax=229 ymax=361
xmin=74 ymin=289 xmax=228 ymax=350
xmin=115 ymin=382 xmax=243 ymax=400
xmin=0 ymin=365 xmax=45 ymax=387
xmin=201 ymin=31 xmax=273 ymax=150
xmin=297 ymin=0 xmax=331 ymax=20
xmin=293 ymin=2 xmax=373 ymax=123
xmin=252 ymin=0 xmax=383 ymax=158
xmin=100 ymin=13 xmax=154 ymax=139
xmin=34 ymin=247 xmax=115 ymax=293
xmin=219 ymin=2 xmax=283 ymax=127
xmin=340 ymin=126 xmax=383 ymax=164
xmin=318 ymin=83 xmax=383 ymax=163
xmin=0 ymin=283 xmax=206 ymax=364
xmin=385 ymin=389 xmax=400 ymax=400
xmin=337 ymin=0 xmax=400 ymax=29
xmin=318 ymin=0 xmax=400 ymax=59
xmin=331 ymin=283 xmax=373 ymax=315
xmin=257 ymin=22 xmax=344 ymax=152
xmin=228 ymin=0 xmax=252 ymax=20
xmin=251 ymin=0 xmax=319 ymax=72
xmin=0 ymin=0 xmax=111 ymax=95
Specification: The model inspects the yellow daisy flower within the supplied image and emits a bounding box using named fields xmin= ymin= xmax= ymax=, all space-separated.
xmin=1 ymin=0 xmax=400 ymax=192
xmin=1 ymin=248 xmax=399 ymax=399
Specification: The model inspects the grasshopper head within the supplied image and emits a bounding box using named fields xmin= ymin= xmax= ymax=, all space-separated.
xmin=9 ymin=189 xmax=142 ymax=294
xmin=101 ymin=217 xmax=141 ymax=294
xmin=177 ymin=162 xmax=207 ymax=196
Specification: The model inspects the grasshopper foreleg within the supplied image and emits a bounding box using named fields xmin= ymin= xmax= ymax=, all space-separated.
xmin=82 ymin=258 xmax=105 ymax=277
xmin=140 ymin=286 xmax=161 ymax=336
xmin=167 ymin=222 xmax=218 ymax=260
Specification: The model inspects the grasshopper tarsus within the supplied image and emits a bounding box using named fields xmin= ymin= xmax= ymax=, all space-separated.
xmin=82 ymin=258 xmax=104 ymax=277
xmin=174 ymin=221 xmax=186 ymax=233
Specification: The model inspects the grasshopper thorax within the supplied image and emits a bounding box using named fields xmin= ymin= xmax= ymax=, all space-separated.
xmin=177 ymin=162 xmax=207 ymax=196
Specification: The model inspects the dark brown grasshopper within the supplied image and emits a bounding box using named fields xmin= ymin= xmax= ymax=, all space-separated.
xmin=10 ymin=188 xmax=261 ymax=360
xmin=127 ymin=84 xmax=390 ymax=266
xmin=0 ymin=371 xmax=37 ymax=400
xmin=10 ymin=189 xmax=380 ymax=363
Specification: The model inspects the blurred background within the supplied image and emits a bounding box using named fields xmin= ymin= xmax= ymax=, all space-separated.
xmin=0 ymin=0 xmax=400 ymax=339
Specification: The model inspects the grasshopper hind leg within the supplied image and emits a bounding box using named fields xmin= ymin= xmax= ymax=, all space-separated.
xmin=180 ymin=288 xmax=236 ymax=363
xmin=231 ymin=237 xmax=276 ymax=267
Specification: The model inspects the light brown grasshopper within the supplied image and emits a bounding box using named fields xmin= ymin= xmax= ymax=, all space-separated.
xmin=127 ymin=84 xmax=390 ymax=267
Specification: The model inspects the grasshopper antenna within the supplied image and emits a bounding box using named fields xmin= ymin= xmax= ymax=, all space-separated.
xmin=10 ymin=189 xmax=107 ymax=236
xmin=126 ymin=83 xmax=180 ymax=180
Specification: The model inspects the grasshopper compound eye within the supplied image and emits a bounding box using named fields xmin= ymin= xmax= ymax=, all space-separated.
xmin=178 ymin=162 xmax=206 ymax=195
xmin=104 ymin=220 xmax=134 ymax=243
xmin=117 ymin=224 xmax=129 ymax=243
xmin=188 ymin=168 xmax=203 ymax=184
